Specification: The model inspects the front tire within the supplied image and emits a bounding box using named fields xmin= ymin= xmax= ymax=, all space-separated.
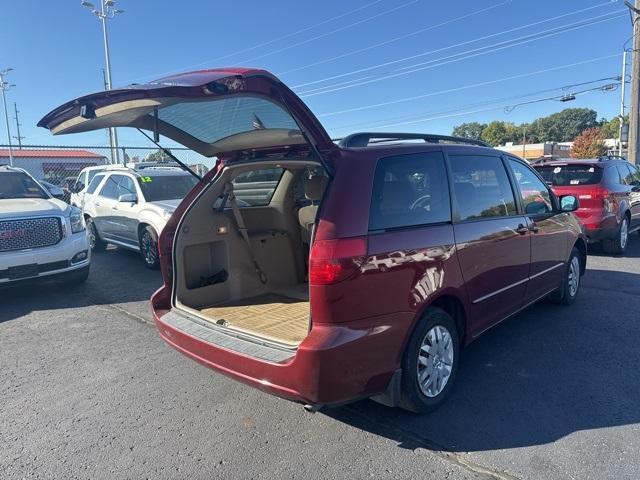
xmin=139 ymin=226 xmax=159 ymax=270
xmin=86 ymin=217 xmax=106 ymax=252
xmin=602 ymin=216 xmax=629 ymax=255
xmin=399 ymin=307 xmax=460 ymax=414
xmin=549 ymin=247 xmax=582 ymax=305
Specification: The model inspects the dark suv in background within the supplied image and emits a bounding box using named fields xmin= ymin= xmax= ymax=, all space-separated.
xmin=38 ymin=68 xmax=587 ymax=413
xmin=534 ymin=157 xmax=640 ymax=254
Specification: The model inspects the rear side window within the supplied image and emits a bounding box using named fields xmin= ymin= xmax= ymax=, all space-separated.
xmin=369 ymin=152 xmax=451 ymax=231
xmin=536 ymin=164 xmax=603 ymax=186
xmin=232 ymin=167 xmax=284 ymax=206
xmin=449 ymin=155 xmax=517 ymax=221
xmin=86 ymin=174 xmax=105 ymax=194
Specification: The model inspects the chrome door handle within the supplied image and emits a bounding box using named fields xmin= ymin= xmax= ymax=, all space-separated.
xmin=112 ymin=206 xmax=118 ymax=210
xmin=516 ymin=224 xmax=529 ymax=235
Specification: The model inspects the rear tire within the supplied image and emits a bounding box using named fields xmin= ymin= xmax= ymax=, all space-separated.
xmin=86 ymin=217 xmax=106 ymax=252
xmin=549 ymin=247 xmax=582 ymax=305
xmin=399 ymin=307 xmax=460 ymax=414
xmin=139 ymin=226 xmax=159 ymax=270
xmin=602 ymin=216 xmax=629 ymax=255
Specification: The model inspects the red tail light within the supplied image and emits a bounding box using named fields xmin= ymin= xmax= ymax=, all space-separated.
xmin=309 ymin=237 xmax=367 ymax=285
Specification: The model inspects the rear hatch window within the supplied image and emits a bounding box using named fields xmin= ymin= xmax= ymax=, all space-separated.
xmin=536 ymin=164 xmax=603 ymax=186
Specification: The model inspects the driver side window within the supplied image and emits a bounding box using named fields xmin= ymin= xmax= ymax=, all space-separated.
xmin=508 ymin=158 xmax=554 ymax=215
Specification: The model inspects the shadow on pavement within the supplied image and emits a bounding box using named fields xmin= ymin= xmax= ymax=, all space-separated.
xmin=0 ymin=246 xmax=162 ymax=323
xmin=326 ymin=267 xmax=640 ymax=452
xmin=587 ymin=232 xmax=640 ymax=259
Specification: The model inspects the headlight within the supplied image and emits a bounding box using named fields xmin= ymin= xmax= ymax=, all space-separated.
xmin=69 ymin=206 xmax=85 ymax=234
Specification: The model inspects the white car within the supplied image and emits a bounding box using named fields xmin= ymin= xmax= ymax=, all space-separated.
xmin=0 ymin=166 xmax=90 ymax=284
xmin=69 ymin=165 xmax=113 ymax=207
xmin=82 ymin=166 xmax=198 ymax=269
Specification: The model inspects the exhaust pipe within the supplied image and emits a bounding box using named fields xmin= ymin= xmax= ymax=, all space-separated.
xmin=303 ymin=403 xmax=323 ymax=413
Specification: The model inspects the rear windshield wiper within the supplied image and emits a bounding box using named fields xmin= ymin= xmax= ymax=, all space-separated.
xmin=136 ymin=128 xmax=202 ymax=181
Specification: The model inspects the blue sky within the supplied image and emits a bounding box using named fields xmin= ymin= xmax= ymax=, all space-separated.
xmin=0 ymin=0 xmax=631 ymax=148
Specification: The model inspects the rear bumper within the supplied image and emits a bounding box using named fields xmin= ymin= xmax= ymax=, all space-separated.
xmin=575 ymin=209 xmax=618 ymax=243
xmin=151 ymin=287 xmax=412 ymax=406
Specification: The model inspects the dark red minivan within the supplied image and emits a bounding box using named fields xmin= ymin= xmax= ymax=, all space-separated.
xmin=39 ymin=68 xmax=587 ymax=412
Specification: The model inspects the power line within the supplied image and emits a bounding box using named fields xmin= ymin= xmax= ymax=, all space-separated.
xmin=291 ymin=0 xmax=618 ymax=90
xmin=299 ymin=11 xmax=626 ymax=98
xmin=126 ymin=0 xmax=412 ymax=84
xmin=332 ymin=83 xmax=618 ymax=134
xmin=235 ymin=0 xmax=419 ymax=65
xmin=329 ymin=75 xmax=621 ymax=131
xmin=314 ymin=53 xmax=621 ymax=119
xmin=278 ymin=0 xmax=514 ymax=76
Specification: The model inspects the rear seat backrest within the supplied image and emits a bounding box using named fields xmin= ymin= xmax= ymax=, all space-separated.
xmin=297 ymin=175 xmax=327 ymax=244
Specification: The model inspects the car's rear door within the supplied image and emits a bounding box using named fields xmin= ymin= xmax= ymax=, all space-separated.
xmin=506 ymin=157 xmax=568 ymax=303
xmin=37 ymin=69 xmax=334 ymax=165
xmin=448 ymin=151 xmax=531 ymax=337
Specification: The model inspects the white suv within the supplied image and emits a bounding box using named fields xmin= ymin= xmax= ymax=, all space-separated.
xmin=0 ymin=166 xmax=90 ymax=284
xmin=83 ymin=166 xmax=198 ymax=269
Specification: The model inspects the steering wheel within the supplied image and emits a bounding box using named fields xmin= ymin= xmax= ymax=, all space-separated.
xmin=410 ymin=195 xmax=431 ymax=211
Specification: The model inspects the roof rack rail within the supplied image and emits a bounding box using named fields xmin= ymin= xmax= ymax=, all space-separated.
xmin=338 ymin=132 xmax=491 ymax=148
xmin=598 ymin=154 xmax=627 ymax=162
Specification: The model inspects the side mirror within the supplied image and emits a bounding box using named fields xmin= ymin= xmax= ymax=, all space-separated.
xmin=72 ymin=183 xmax=84 ymax=193
xmin=560 ymin=195 xmax=579 ymax=212
xmin=118 ymin=193 xmax=138 ymax=203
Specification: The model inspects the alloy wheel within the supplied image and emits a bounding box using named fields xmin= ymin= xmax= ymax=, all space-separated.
xmin=568 ymin=256 xmax=580 ymax=298
xmin=141 ymin=231 xmax=158 ymax=266
xmin=417 ymin=325 xmax=454 ymax=398
xmin=620 ymin=218 xmax=628 ymax=251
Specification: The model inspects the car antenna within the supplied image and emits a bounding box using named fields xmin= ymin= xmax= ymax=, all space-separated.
xmin=135 ymin=128 xmax=201 ymax=181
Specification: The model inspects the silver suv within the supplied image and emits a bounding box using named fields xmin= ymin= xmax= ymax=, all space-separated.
xmin=83 ymin=166 xmax=198 ymax=268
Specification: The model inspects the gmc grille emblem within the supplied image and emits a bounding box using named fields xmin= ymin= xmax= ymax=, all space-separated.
xmin=0 ymin=228 xmax=33 ymax=240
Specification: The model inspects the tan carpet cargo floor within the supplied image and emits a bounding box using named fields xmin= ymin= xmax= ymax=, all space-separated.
xmin=200 ymin=293 xmax=309 ymax=346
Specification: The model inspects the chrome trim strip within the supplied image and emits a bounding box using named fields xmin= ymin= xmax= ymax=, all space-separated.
xmin=472 ymin=277 xmax=529 ymax=304
xmin=528 ymin=262 xmax=564 ymax=280
xmin=472 ymin=262 xmax=564 ymax=304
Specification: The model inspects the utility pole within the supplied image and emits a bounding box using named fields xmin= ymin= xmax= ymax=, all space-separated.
xmin=619 ymin=50 xmax=628 ymax=156
xmin=13 ymin=103 xmax=25 ymax=149
xmin=81 ymin=0 xmax=124 ymax=164
xmin=626 ymin=0 xmax=640 ymax=164
xmin=0 ymin=68 xmax=14 ymax=166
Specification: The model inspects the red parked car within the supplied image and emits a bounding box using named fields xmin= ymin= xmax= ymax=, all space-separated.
xmin=38 ymin=68 xmax=587 ymax=413
xmin=534 ymin=158 xmax=640 ymax=254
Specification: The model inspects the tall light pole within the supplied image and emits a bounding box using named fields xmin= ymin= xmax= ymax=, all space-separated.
xmin=81 ymin=0 xmax=124 ymax=164
xmin=619 ymin=49 xmax=628 ymax=156
xmin=625 ymin=0 xmax=640 ymax=164
xmin=0 ymin=68 xmax=15 ymax=166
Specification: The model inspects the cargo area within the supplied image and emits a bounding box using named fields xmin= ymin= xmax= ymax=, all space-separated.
xmin=172 ymin=160 xmax=326 ymax=348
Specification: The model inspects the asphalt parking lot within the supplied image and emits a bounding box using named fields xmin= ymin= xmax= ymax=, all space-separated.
xmin=1 ymin=236 xmax=639 ymax=480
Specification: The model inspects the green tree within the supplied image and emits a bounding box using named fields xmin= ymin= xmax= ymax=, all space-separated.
xmin=145 ymin=148 xmax=172 ymax=163
xmin=529 ymin=108 xmax=599 ymax=142
xmin=480 ymin=121 xmax=518 ymax=146
xmin=599 ymin=115 xmax=628 ymax=139
xmin=452 ymin=122 xmax=486 ymax=140
xmin=571 ymin=128 xmax=608 ymax=158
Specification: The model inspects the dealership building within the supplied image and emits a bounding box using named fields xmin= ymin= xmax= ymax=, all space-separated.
xmin=0 ymin=149 xmax=107 ymax=183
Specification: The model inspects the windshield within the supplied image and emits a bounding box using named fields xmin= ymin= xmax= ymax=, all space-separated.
xmin=137 ymin=174 xmax=198 ymax=202
xmin=536 ymin=164 xmax=603 ymax=186
xmin=0 ymin=172 xmax=49 ymax=199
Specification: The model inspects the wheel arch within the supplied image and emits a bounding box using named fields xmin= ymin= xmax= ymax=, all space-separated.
xmin=573 ymin=237 xmax=587 ymax=275
xmin=407 ymin=292 xmax=468 ymax=353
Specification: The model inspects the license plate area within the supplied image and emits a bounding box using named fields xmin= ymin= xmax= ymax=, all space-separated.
xmin=8 ymin=264 xmax=39 ymax=280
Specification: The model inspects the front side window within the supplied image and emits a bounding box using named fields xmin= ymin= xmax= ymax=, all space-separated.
xmin=617 ymin=163 xmax=636 ymax=186
xmin=137 ymin=174 xmax=198 ymax=202
xmin=0 ymin=172 xmax=49 ymax=199
xmin=369 ymin=152 xmax=451 ymax=231
xmin=449 ymin=155 xmax=516 ymax=221
xmin=86 ymin=174 xmax=105 ymax=194
xmin=99 ymin=175 xmax=121 ymax=199
xmin=76 ymin=172 xmax=87 ymax=190
xmin=508 ymin=159 xmax=554 ymax=215
xmin=117 ymin=176 xmax=137 ymax=198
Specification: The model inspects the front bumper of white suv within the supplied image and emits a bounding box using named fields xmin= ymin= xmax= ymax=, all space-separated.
xmin=0 ymin=214 xmax=91 ymax=284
